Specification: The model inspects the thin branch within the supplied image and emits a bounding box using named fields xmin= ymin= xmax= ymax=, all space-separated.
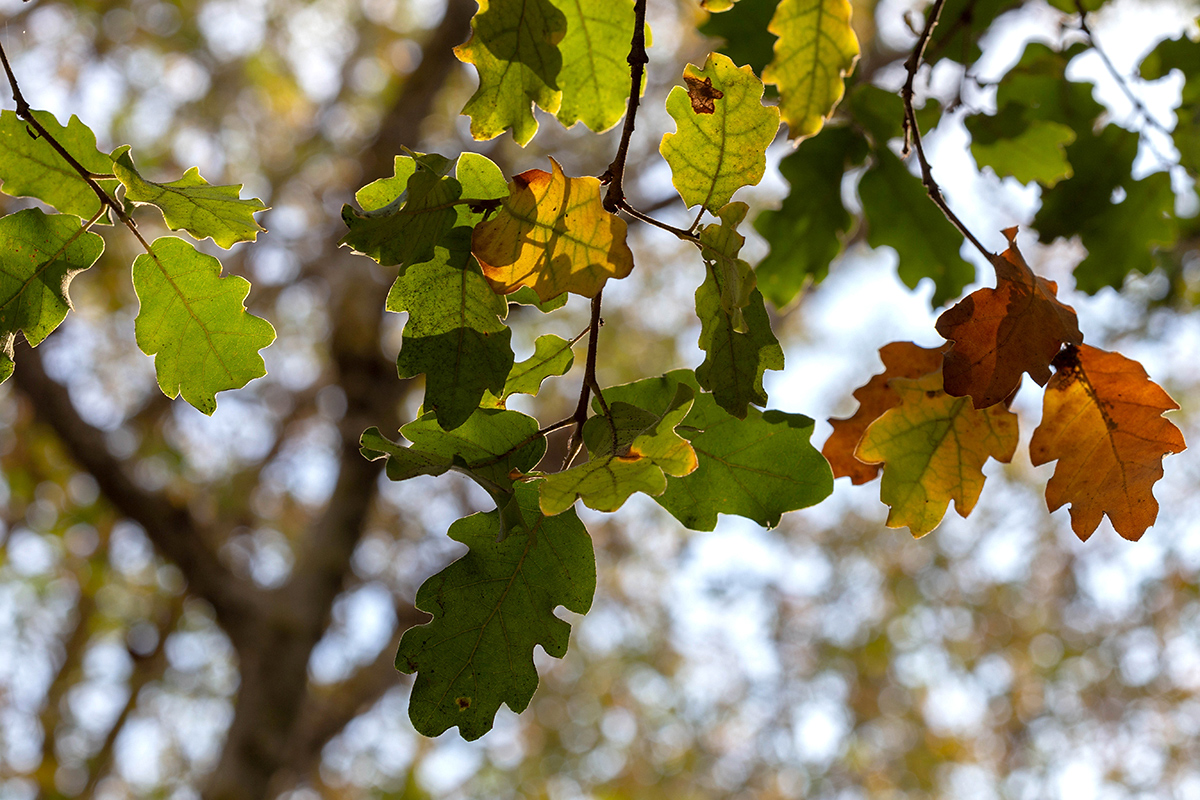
xmin=900 ymin=0 xmax=993 ymax=260
xmin=602 ymin=0 xmax=649 ymax=214
xmin=616 ymin=198 xmax=698 ymax=241
xmin=1074 ymin=0 xmax=1171 ymax=135
xmin=562 ymin=291 xmax=607 ymax=470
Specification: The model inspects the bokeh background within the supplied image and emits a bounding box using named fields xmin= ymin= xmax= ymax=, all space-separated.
xmin=3 ymin=0 xmax=1200 ymax=797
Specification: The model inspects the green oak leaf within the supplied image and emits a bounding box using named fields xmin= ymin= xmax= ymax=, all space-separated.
xmin=699 ymin=202 xmax=756 ymax=332
xmin=388 ymin=255 xmax=514 ymax=432
xmin=995 ymin=43 xmax=1101 ymax=135
xmin=1033 ymin=124 xmax=1137 ymax=243
xmin=361 ymin=407 xmax=545 ymax=494
xmin=966 ymin=104 xmax=1076 ymax=187
xmin=454 ymin=0 xmax=567 ymax=145
xmin=132 ymin=236 xmax=275 ymax=414
xmin=0 ymin=209 xmax=104 ymax=380
xmin=111 ymin=146 xmax=266 ymax=249
xmin=340 ymin=152 xmax=468 ymax=272
xmin=551 ymin=0 xmax=634 ymax=133
xmin=762 ymin=0 xmax=859 ymax=140
xmin=925 ymin=0 xmax=1014 ymax=69
xmin=699 ymin=0 xmax=779 ymax=76
xmin=859 ymin=147 xmax=974 ymax=308
xmin=754 ymin=125 xmax=866 ymax=307
xmin=538 ymin=383 xmax=698 ymax=516
xmin=660 ymin=52 xmax=779 ymax=213
xmin=397 ymin=483 xmax=594 ymax=740
xmin=1140 ymin=36 xmax=1200 ymax=175
xmin=1074 ymin=172 xmax=1177 ymax=293
xmin=482 ymin=334 xmax=576 ymax=408
xmin=507 ymin=286 xmax=568 ymax=312
xmin=0 ymin=110 xmax=117 ymax=221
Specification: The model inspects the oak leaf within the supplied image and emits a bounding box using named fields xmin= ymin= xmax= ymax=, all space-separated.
xmin=823 ymin=341 xmax=947 ymax=485
xmin=1029 ymin=344 xmax=1185 ymax=541
xmin=472 ymin=159 xmax=633 ymax=301
xmin=856 ymin=369 xmax=1019 ymax=537
xmin=936 ymin=227 xmax=1082 ymax=409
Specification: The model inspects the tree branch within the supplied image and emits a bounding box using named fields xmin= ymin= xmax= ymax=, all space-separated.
xmin=602 ymin=0 xmax=649 ymax=214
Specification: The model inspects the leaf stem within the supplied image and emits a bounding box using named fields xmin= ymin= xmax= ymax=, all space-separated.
xmin=900 ymin=0 xmax=993 ymax=261
xmin=0 ymin=41 xmax=154 ymax=254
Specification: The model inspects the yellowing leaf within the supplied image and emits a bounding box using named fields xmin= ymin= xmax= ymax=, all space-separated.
xmin=473 ymin=159 xmax=634 ymax=301
xmin=856 ymin=370 xmax=1018 ymax=536
xmin=112 ymin=146 xmax=267 ymax=249
xmin=660 ymin=53 xmax=779 ymax=213
xmin=1029 ymin=344 xmax=1185 ymax=541
xmin=551 ymin=0 xmax=635 ymax=133
xmin=762 ymin=0 xmax=859 ymax=141
xmin=454 ymin=0 xmax=566 ymax=145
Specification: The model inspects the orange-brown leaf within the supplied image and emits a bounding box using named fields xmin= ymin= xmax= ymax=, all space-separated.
xmin=472 ymin=159 xmax=634 ymax=301
xmin=936 ymin=227 xmax=1082 ymax=408
xmin=1029 ymin=344 xmax=1185 ymax=541
xmin=823 ymin=341 xmax=947 ymax=484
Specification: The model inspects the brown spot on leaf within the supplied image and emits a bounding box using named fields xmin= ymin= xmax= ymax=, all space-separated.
xmin=456 ymin=696 xmax=471 ymax=711
xmin=685 ymin=75 xmax=724 ymax=114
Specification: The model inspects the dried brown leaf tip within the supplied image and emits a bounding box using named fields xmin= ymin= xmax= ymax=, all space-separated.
xmin=685 ymin=75 xmax=724 ymax=114
xmin=936 ymin=227 xmax=1082 ymax=409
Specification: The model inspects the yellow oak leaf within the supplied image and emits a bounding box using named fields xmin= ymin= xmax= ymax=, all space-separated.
xmin=856 ymin=369 xmax=1018 ymax=537
xmin=472 ymin=159 xmax=634 ymax=301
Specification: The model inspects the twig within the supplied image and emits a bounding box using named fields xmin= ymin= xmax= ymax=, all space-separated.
xmin=1074 ymin=0 xmax=1171 ymax=135
xmin=562 ymin=291 xmax=607 ymax=470
xmin=602 ymin=0 xmax=649 ymax=214
xmin=617 ymin=198 xmax=698 ymax=241
xmin=900 ymin=0 xmax=993 ymax=260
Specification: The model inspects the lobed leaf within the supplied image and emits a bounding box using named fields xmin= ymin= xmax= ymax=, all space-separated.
xmin=1029 ymin=345 xmax=1185 ymax=541
xmin=0 ymin=110 xmax=117 ymax=221
xmin=1140 ymin=35 xmax=1200 ymax=175
xmin=454 ymin=0 xmax=566 ymax=145
xmin=856 ymin=369 xmax=1018 ymax=537
xmin=966 ymin=105 xmax=1076 ymax=188
xmin=482 ymin=333 xmax=576 ymax=408
xmin=397 ymin=483 xmax=595 ymax=740
xmin=823 ymin=341 xmax=947 ymax=485
xmin=936 ymin=227 xmax=1082 ymax=408
xmin=0 ymin=209 xmax=105 ymax=382
xmin=132 ymin=237 xmax=276 ymax=414
xmin=112 ymin=146 xmax=266 ymax=249
xmin=660 ymin=52 xmax=779 ymax=213
xmin=761 ymin=0 xmax=859 ymax=140
xmin=551 ymin=0 xmax=635 ymax=133
xmin=473 ymin=159 xmax=634 ymax=301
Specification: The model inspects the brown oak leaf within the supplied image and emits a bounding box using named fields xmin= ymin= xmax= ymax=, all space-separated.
xmin=1030 ymin=344 xmax=1185 ymax=541
xmin=935 ymin=227 xmax=1082 ymax=408
xmin=823 ymin=341 xmax=947 ymax=484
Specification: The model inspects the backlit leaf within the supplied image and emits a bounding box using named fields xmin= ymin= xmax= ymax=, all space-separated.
xmin=0 ymin=110 xmax=117 ymax=220
xmin=761 ymin=0 xmax=859 ymax=140
xmin=473 ymin=159 xmax=634 ymax=301
xmin=823 ymin=341 xmax=947 ymax=485
xmin=538 ymin=383 xmax=698 ymax=516
xmin=856 ymin=369 xmax=1018 ymax=536
xmin=0 ymin=209 xmax=104 ymax=381
xmin=1073 ymin=172 xmax=1177 ymax=293
xmin=454 ymin=0 xmax=567 ymax=145
xmin=660 ymin=52 xmax=779 ymax=213
xmin=112 ymin=146 xmax=266 ymax=249
xmin=397 ymin=483 xmax=594 ymax=740
xmin=966 ymin=105 xmax=1076 ymax=187
xmin=699 ymin=0 xmax=779 ymax=75
xmin=1029 ymin=344 xmax=1185 ymax=541
xmin=551 ymin=0 xmax=634 ymax=133
xmin=482 ymin=333 xmax=576 ymax=408
xmin=754 ymin=125 xmax=866 ymax=307
xmin=132 ymin=237 xmax=276 ymax=414
xmin=936 ymin=227 xmax=1082 ymax=408
xmin=1033 ymin=125 xmax=1136 ymax=245
xmin=859 ymin=147 xmax=974 ymax=308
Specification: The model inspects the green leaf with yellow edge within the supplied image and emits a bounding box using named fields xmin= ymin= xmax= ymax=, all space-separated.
xmin=0 ymin=209 xmax=104 ymax=381
xmin=966 ymin=105 xmax=1076 ymax=187
xmin=703 ymin=0 xmax=741 ymax=10
xmin=538 ymin=382 xmax=698 ymax=516
xmin=695 ymin=206 xmax=783 ymax=417
xmin=0 ymin=110 xmax=117 ymax=221
xmin=112 ymin=146 xmax=266 ymax=249
xmin=855 ymin=370 xmax=1018 ymax=537
xmin=397 ymin=483 xmax=594 ymax=740
xmin=482 ymin=333 xmax=576 ymax=408
xmin=859 ymin=147 xmax=974 ymax=308
xmin=550 ymin=0 xmax=634 ymax=133
xmin=132 ymin=236 xmax=276 ymax=415
xmin=388 ymin=255 xmax=514 ymax=431
xmin=761 ymin=0 xmax=859 ymax=140
xmin=595 ymin=370 xmax=834 ymax=530
xmin=454 ymin=0 xmax=566 ymax=145
xmin=473 ymin=159 xmax=634 ymax=301
xmin=660 ymin=53 xmax=779 ymax=213
xmin=754 ymin=125 xmax=866 ymax=307
xmin=340 ymin=152 xmax=466 ymax=271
